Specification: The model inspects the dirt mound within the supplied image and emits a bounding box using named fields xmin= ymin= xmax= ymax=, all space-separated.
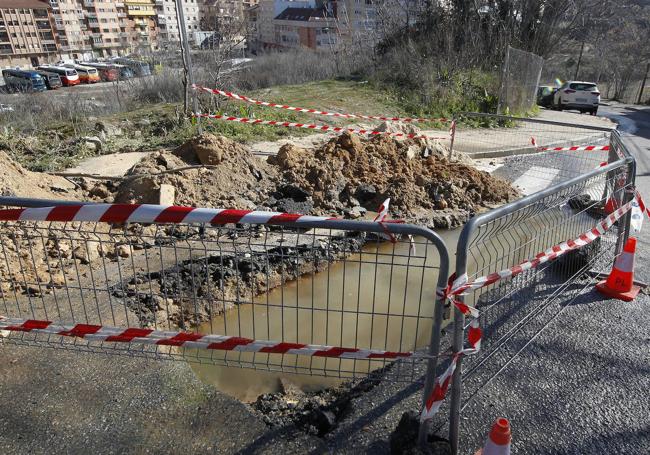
xmin=0 ymin=151 xmax=80 ymax=200
xmin=115 ymin=133 xmax=277 ymax=208
xmin=269 ymin=132 xmax=517 ymax=223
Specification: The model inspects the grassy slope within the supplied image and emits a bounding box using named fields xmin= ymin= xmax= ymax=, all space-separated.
xmin=2 ymin=80 xmax=449 ymax=171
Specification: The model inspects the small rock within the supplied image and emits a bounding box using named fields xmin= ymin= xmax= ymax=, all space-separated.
xmin=309 ymin=409 xmax=337 ymax=436
xmin=346 ymin=206 xmax=367 ymax=219
xmin=82 ymin=136 xmax=103 ymax=152
xmin=277 ymin=184 xmax=310 ymax=202
xmin=196 ymin=146 xmax=223 ymax=165
xmin=89 ymin=184 xmax=111 ymax=199
xmin=406 ymin=145 xmax=419 ymax=160
xmin=338 ymin=132 xmax=363 ymax=152
xmin=158 ymin=184 xmax=175 ymax=205
xmin=116 ymin=245 xmax=131 ymax=258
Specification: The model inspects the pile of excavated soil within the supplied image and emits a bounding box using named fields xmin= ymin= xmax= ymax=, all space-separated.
xmin=115 ymin=133 xmax=278 ymax=208
xmin=268 ymin=132 xmax=518 ymax=227
xmin=0 ymin=151 xmax=80 ymax=200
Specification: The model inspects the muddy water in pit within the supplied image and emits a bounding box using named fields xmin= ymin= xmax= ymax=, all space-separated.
xmin=190 ymin=228 xmax=461 ymax=402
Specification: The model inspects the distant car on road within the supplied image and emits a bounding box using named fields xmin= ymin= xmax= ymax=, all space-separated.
xmin=553 ymin=81 xmax=600 ymax=115
xmin=536 ymin=85 xmax=557 ymax=108
xmin=0 ymin=103 xmax=14 ymax=113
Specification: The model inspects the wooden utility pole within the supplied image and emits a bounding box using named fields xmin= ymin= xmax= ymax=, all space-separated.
xmin=574 ymin=40 xmax=585 ymax=80
xmin=175 ymin=0 xmax=201 ymax=132
xmin=637 ymin=62 xmax=649 ymax=105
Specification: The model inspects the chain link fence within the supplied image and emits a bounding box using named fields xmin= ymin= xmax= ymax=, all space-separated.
xmin=497 ymin=46 xmax=544 ymax=115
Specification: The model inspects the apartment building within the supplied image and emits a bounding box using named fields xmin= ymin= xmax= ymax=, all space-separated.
xmin=83 ymin=1 xmax=130 ymax=57
xmin=0 ymin=0 xmax=59 ymax=67
xmin=48 ymin=1 xmax=132 ymax=61
xmin=155 ymin=0 xmax=201 ymax=48
xmin=124 ymin=0 xmax=158 ymax=52
xmin=256 ymin=0 xmax=424 ymax=51
xmin=48 ymin=0 xmax=91 ymax=61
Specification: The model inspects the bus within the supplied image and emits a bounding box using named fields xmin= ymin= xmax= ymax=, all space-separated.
xmin=35 ymin=70 xmax=62 ymax=90
xmin=110 ymin=57 xmax=151 ymax=77
xmin=1 ymin=69 xmax=47 ymax=92
xmin=37 ymin=65 xmax=80 ymax=86
xmin=80 ymin=62 xmax=119 ymax=82
xmin=112 ymin=63 xmax=135 ymax=80
xmin=65 ymin=64 xmax=100 ymax=84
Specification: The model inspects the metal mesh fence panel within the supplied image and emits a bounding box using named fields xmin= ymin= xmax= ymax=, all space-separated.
xmin=453 ymin=113 xmax=613 ymax=164
xmin=0 ymin=217 xmax=449 ymax=384
xmin=497 ymin=46 xmax=544 ymax=115
xmin=444 ymin=134 xmax=634 ymax=453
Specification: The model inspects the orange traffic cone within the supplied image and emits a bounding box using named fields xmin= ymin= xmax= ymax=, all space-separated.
xmin=596 ymin=237 xmax=640 ymax=302
xmin=474 ymin=417 xmax=511 ymax=455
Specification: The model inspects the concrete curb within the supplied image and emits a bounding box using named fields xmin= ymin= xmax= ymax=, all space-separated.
xmin=462 ymin=132 xmax=611 ymax=159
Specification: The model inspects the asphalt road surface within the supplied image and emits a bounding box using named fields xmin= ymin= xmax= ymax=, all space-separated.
xmin=452 ymin=104 xmax=650 ymax=454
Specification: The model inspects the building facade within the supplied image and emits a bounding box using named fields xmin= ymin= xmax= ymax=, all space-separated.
xmin=255 ymin=0 xmax=425 ymax=51
xmin=0 ymin=0 xmax=59 ymax=67
xmin=156 ymin=0 xmax=202 ymax=48
xmin=49 ymin=0 xmax=91 ymax=61
xmin=124 ymin=0 xmax=158 ymax=52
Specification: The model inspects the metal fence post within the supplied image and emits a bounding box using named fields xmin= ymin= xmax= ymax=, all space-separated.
xmin=448 ymin=116 xmax=457 ymax=161
xmin=418 ymin=247 xmax=451 ymax=447
xmin=448 ymin=227 xmax=472 ymax=455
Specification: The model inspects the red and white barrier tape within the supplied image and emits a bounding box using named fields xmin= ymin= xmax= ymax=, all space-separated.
xmin=192 ymin=84 xmax=450 ymax=124
xmin=0 ymin=203 xmax=337 ymax=225
xmin=530 ymin=137 xmax=611 ymax=152
xmin=193 ymin=113 xmax=449 ymax=141
xmin=0 ymin=317 xmax=429 ymax=359
xmin=421 ymin=197 xmax=636 ymax=421
xmin=420 ymin=319 xmax=481 ymax=420
xmin=449 ymin=199 xmax=633 ymax=299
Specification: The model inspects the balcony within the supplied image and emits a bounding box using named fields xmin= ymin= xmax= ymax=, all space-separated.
xmin=84 ymin=0 xmax=95 ymax=7
xmin=88 ymin=20 xmax=100 ymax=28
xmin=118 ymin=12 xmax=127 ymax=18
xmin=115 ymin=2 xmax=125 ymax=7
xmin=55 ymin=23 xmax=65 ymax=30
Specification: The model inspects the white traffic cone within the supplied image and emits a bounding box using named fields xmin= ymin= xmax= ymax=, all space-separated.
xmin=475 ymin=417 xmax=511 ymax=455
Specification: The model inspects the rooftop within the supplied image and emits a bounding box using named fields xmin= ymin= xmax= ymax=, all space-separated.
xmin=0 ymin=0 xmax=51 ymax=9
xmin=275 ymin=7 xmax=332 ymax=21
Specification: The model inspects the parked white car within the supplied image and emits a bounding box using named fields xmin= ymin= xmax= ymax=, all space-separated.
xmin=0 ymin=103 xmax=14 ymax=113
xmin=553 ymin=81 xmax=601 ymax=115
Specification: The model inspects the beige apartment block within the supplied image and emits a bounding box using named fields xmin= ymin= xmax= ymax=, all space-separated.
xmin=48 ymin=0 xmax=92 ymax=60
xmin=125 ymin=0 xmax=158 ymax=52
xmin=0 ymin=0 xmax=59 ymax=68
xmin=82 ymin=0 xmax=129 ymax=57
